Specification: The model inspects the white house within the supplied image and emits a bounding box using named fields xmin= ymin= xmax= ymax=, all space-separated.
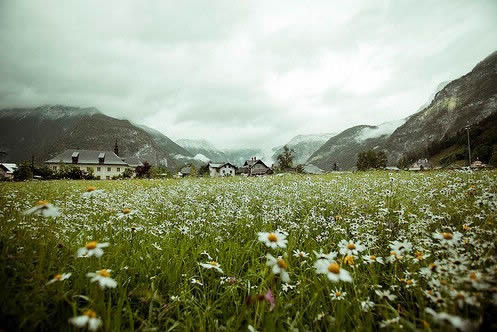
xmin=209 ymin=162 xmax=237 ymax=177
xmin=46 ymin=149 xmax=130 ymax=179
xmin=0 ymin=163 xmax=17 ymax=179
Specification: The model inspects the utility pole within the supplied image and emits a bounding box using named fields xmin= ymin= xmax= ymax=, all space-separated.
xmin=465 ymin=125 xmax=472 ymax=167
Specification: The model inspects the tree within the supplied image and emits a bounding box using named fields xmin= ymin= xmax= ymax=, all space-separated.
xmin=277 ymin=145 xmax=295 ymax=171
xmin=122 ymin=168 xmax=134 ymax=178
xmin=332 ymin=163 xmax=339 ymax=171
xmin=136 ymin=162 xmax=152 ymax=178
xmin=356 ymin=150 xmax=387 ymax=170
xmin=13 ymin=162 xmax=33 ymax=181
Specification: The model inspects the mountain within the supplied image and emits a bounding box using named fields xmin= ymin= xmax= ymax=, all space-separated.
xmin=176 ymin=139 xmax=228 ymax=162
xmin=0 ymin=105 xmax=192 ymax=168
xmin=308 ymin=50 xmax=497 ymax=170
xmin=272 ymin=133 xmax=336 ymax=165
xmin=307 ymin=121 xmax=403 ymax=170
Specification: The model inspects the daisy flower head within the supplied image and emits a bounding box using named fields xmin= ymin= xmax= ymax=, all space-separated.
xmin=375 ymin=289 xmax=397 ymax=301
xmin=77 ymin=241 xmax=109 ymax=258
xmin=266 ymin=254 xmax=290 ymax=282
xmin=117 ymin=208 xmax=136 ymax=218
xmin=293 ymin=249 xmax=309 ymax=259
xmin=330 ymin=288 xmax=347 ymax=300
xmin=258 ymin=232 xmax=287 ymax=249
xmin=389 ymin=240 xmax=413 ymax=255
xmin=338 ymin=239 xmax=366 ymax=256
xmin=47 ymin=272 xmax=72 ymax=285
xmin=191 ymin=278 xmax=203 ymax=286
xmin=313 ymin=250 xmax=338 ymax=261
xmin=23 ymin=200 xmax=60 ymax=217
xmin=69 ymin=309 xmax=102 ymax=331
xmin=361 ymin=299 xmax=375 ymax=312
xmin=433 ymin=231 xmax=463 ymax=246
xmin=87 ymin=269 xmax=117 ymax=289
xmin=199 ymin=261 xmax=223 ymax=273
xmin=314 ymin=260 xmax=352 ymax=282
xmin=362 ymin=254 xmax=384 ymax=264
xmin=82 ymin=187 xmax=105 ymax=198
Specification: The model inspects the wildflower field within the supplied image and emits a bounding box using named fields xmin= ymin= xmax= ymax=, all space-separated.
xmin=1 ymin=171 xmax=497 ymax=331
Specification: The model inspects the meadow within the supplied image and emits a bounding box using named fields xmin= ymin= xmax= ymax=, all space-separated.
xmin=0 ymin=171 xmax=496 ymax=331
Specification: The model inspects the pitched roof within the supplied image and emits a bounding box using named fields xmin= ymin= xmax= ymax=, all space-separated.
xmin=46 ymin=149 xmax=128 ymax=165
xmin=121 ymin=156 xmax=143 ymax=168
xmin=244 ymin=159 xmax=269 ymax=169
xmin=209 ymin=162 xmax=237 ymax=169
xmin=0 ymin=163 xmax=17 ymax=173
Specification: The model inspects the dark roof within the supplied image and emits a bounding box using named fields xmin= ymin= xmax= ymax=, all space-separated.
xmin=180 ymin=166 xmax=191 ymax=174
xmin=209 ymin=162 xmax=238 ymax=169
xmin=121 ymin=156 xmax=143 ymax=168
xmin=244 ymin=159 xmax=269 ymax=169
xmin=46 ymin=149 xmax=128 ymax=165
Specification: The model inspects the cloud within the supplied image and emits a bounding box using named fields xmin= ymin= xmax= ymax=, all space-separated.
xmin=0 ymin=0 xmax=496 ymax=149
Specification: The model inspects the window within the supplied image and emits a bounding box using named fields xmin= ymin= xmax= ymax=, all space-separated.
xmin=52 ymin=166 xmax=57 ymax=171
xmin=106 ymin=176 xmax=110 ymax=179
xmin=97 ymin=167 xmax=101 ymax=172
xmin=107 ymin=167 xmax=111 ymax=172
xmin=96 ymin=176 xmax=101 ymax=180
xmin=117 ymin=167 xmax=120 ymax=172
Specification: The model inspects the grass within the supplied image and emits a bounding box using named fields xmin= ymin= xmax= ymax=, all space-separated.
xmin=0 ymin=170 xmax=496 ymax=331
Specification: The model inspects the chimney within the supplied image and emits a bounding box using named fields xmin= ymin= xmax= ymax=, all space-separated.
xmin=71 ymin=151 xmax=79 ymax=164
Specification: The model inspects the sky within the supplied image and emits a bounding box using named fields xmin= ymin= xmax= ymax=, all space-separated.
xmin=1 ymin=1 xmax=496 ymax=150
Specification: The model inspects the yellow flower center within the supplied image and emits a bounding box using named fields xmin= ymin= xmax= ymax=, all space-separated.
xmin=406 ymin=279 xmax=413 ymax=285
xmin=36 ymin=200 xmax=49 ymax=206
xmin=463 ymin=225 xmax=470 ymax=231
xmin=469 ymin=272 xmax=477 ymax=280
xmin=209 ymin=261 xmax=218 ymax=266
xmin=347 ymin=243 xmax=356 ymax=250
xmin=390 ymin=251 xmax=396 ymax=256
xmin=455 ymin=293 xmax=465 ymax=300
xmin=343 ymin=255 xmax=354 ymax=265
xmin=267 ymin=233 xmax=278 ymax=242
xmin=122 ymin=208 xmax=131 ymax=214
xmin=98 ymin=269 xmax=110 ymax=278
xmin=83 ymin=310 xmax=97 ymax=318
xmin=86 ymin=186 xmax=96 ymax=192
xmin=86 ymin=241 xmax=98 ymax=250
xmin=299 ymin=252 xmax=305 ymax=257
xmin=335 ymin=291 xmax=342 ymax=297
xmin=327 ymin=263 xmax=340 ymax=274
xmin=277 ymin=258 xmax=287 ymax=269
xmin=442 ymin=232 xmax=453 ymax=240
xmin=54 ymin=274 xmax=62 ymax=280
xmin=370 ymin=255 xmax=377 ymax=260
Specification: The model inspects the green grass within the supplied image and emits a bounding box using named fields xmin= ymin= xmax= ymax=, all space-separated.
xmin=1 ymin=171 xmax=496 ymax=331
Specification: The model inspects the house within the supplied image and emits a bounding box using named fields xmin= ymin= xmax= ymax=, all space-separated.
xmin=240 ymin=157 xmax=273 ymax=176
xmin=408 ymin=158 xmax=432 ymax=171
xmin=46 ymin=149 xmax=129 ymax=179
xmin=179 ymin=166 xmax=192 ymax=177
xmin=470 ymin=158 xmax=487 ymax=169
xmin=0 ymin=163 xmax=17 ymax=179
xmin=208 ymin=162 xmax=237 ymax=177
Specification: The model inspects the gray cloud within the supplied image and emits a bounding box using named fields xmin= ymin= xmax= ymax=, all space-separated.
xmin=1 ymin=0 xmax=496 ymax=149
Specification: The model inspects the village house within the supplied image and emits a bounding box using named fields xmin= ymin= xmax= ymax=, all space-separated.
xmin=208 ymin=162 xmax=237 ymax=177
xmin=238 ymin=157 xmax=273 ymax=176
xmin=46 ymin=149 xmax=130 ymax=179
xmin=470 ymin=158 xmax=487 ymax=169
xmin=408 ymin=158 xmax=432 ymax=171
xmin=178 ymin=165 xmax=192 ymax=177
xmin=0 ymin=163 xmax=17 ymax=179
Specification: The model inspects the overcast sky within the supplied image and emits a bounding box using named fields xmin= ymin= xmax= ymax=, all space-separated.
xmin=1 ymin=1 xmax=496 ymax=149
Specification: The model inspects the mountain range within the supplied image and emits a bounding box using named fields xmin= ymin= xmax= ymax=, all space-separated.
xmin=1 ymin=50 xmax=496 ymax=171
xmin=0 ymin=105 xmax=192 ymax=168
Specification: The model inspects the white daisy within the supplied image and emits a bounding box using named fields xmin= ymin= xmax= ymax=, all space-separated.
xmin=23 ymin=200 xmax=60 ymax=217
xmin=330 ymin=289 xmax=347 ymax=300
xmin=77 ymin=241 xmax=109 ymax=258
xmin=86 ymin=269 xmax=117 ymax=289
xmin=199 ymin=261 xmax=224 ymax=273
xmin=425 ymin=308 xmax=469 ymax=330
xmin=338 ymin=239 xmax=366 ymax=256
xmin=362 ymin=255 xmax=384 ymax=264
xmin=314 ymin=260 xmax=352 ymax=282
xmin=375 ymin=289 xmax=397 ymax=301
xmin=258 ymin=232 xmax=287 ymax=249
xmin=191 ymin=278 xmax=203 ymax=286
xmin=389 ymin=240 xmax=413 ymax=255
xmin=293 ymin=249 xmax=309 ymax=259
xmin=432 ymin=231 xmax=463 ymax=246
xmin=47 ymin=272 xmax=72 ymax=285
xmin=266 ymin=254 xmax=290 ymax=282
xmin=69 ymin=310 xmax=102 ymax=331
xmin=82 ymin=186 xmax=105 ymax=198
